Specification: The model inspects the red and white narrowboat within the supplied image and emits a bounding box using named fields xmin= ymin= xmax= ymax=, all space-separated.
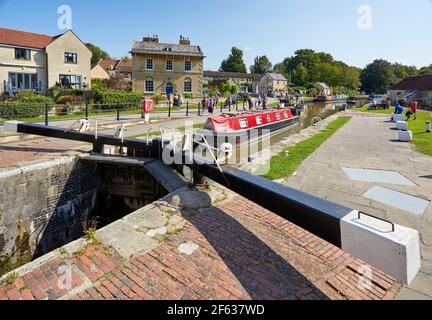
xmin=197 ymin=108 xmax=300 ymax=147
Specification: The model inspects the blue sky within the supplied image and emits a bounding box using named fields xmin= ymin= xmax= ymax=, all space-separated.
xmin=0 ymin=0 xmax=431 ymax=70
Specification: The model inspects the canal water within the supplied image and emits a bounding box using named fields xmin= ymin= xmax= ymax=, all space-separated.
xmin=270 ymin=98 xmax=369 ymax=145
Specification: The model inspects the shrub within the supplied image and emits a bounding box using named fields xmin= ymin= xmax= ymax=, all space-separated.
xmin=0 ymin=93 xmax=54 ymax=118
xmin=91 ymin=78 xmax=105 ymax=91
xmin=183 ymin=93 xmax=193 ymax=99
xmin=92 ymin=90 xmax=142 ymax=109
xmin=56 ymin=95 xmax=85 ymax=105
xmin=103 ymin=76 xmax=132 ymax=91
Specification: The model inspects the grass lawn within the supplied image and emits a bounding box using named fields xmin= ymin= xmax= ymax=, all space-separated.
xmin=351 ymin=106 xmax=395 ymax=114
xmin=352 ymin=106 xmax=432 ymax=156
xmin=258 ymin=116 xmax=352 ymax=180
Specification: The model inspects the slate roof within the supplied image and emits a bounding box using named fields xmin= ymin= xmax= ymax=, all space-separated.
xmin=315 ymin=82 xmax=331 ymax=90
xmin=132 ymin=41 xmax=203 ymax=56
xmin=390 ymin=74 xmax=432 ymax=91
xmin=266 ymin=73 xmax=288 ymax=81
xmin=204 ymin=70 xmax=255 ymax=79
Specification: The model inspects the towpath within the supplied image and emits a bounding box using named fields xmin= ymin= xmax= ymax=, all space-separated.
xmin=279 ymin=111 xmax=432 ymax=299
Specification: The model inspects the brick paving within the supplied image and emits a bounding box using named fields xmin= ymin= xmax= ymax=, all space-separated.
xmin=0 ymin=138 xmax=88 ymax=168
xmin=0 ymin=194 xmax=401 ymax=300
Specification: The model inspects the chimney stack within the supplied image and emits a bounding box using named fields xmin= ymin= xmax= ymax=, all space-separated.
xmin=179 ymin=35 xmax=190 ymax=45
xmin=143 ymin=35 xmax=159 ymax=43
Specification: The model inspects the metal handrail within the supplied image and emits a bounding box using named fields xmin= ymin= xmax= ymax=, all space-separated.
xmin=193 ymin=133 xmax=224 ymax=173
xmin=311 ymin=116 xmax=322 ymax=126
xmin=358 ymin=211 xmax=395 ymax=232
xmin=145 ymin=124 xmax=153 ymax=144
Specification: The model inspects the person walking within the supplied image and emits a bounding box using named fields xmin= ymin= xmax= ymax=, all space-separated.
xmin=262 ymin=94 xmax=268 ymax=110
xmin=247 ymin=94 xmax=253 ymax=110
xmin=215 ymin=94 xmax=220 ymax=110
xmin=201 ymin=97 xmax=207 ymax=114
xmin=410 ymin=99 xmax=418 ymax=120
xmin=208 ymin=96 xmax=214 ymax=114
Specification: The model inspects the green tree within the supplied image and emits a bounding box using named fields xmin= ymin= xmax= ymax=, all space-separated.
xmin=219 ymin=47 xmax=247 ymax=73
xmin=340 ymin=66 xmax=361 ymax=89
xmin=418 ymin=64 xmax=432 ymax=75
xmin=316 ymin=63 xmax=341 ymax=87
xmin=250 ymin=55 xmax=273 ymax=74
xmin=85 ymin=43 xmax=110 ymax=65
xmin=292 ymin=63 xmax=308 ymax=86
xmin=392 ymin=63 xmax=418 ymax=82
xmin=361 ymin=59 xmax=397 ymax=93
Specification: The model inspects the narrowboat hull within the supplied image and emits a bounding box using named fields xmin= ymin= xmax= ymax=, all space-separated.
xmin=197 ymin=115 xmax=300 ymax=148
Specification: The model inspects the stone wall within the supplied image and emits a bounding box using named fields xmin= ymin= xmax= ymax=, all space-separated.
xmin=0 ymin=157 xmax=98 ymax=273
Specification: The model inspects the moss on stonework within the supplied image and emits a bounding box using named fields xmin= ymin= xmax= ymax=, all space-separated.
xmin=0 ymin=254 xmax=32 ymax=278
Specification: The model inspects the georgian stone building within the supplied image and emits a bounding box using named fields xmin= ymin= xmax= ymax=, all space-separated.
xmin=131 ymin=35 xmax=204 ymax=96
xmin=0 ymin=28 xmax=91 ymax=94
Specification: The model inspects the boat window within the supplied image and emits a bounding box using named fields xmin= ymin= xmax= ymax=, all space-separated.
xmin=256 ymin=116 xmax=263 ymax=125
xmin=283 ymin=112 xmax=288 ymax=118
xmin=239 ymin=119 xmax=249 ymax=128
xmin=276 ymin=113 xmax=281 ymax=120
xmin=266 ymin=115 xmax=272 ymax=122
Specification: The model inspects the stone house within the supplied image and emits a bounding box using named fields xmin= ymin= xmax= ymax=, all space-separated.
xmin=98 ymin=59 xmax=120 ymax=77
xmin=116 ymin=58 xmax=132 ymax=80
xmin=314 ymin=82 xmax=332 ymax=96
xmin=97 ymin=58 xmax=132 ymax=80
xmin=91 ymin=63 xmax=110 ymax=80
xmin=0 ymin=28 xmax=92 ymax=94
xmin=253 ymin=73 xmax=288 ymax=95
xmin=388 ymin=74 xmax=432 ymax=107
xmin=131 ymin=35 xmax=204 ymax=97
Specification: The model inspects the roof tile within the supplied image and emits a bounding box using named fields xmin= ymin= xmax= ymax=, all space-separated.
xmin=0 ymin=28 xmax=56 ymax=49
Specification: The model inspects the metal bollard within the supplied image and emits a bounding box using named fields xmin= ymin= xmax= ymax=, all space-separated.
xmin=44 ymin=103 xmax=49 ymax=126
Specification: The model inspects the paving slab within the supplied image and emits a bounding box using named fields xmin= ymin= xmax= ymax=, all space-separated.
xmin=279 ymin=114 xmax=432 ymax=299
xmin=364 ymin=186 xmax=430 ymax=216
xmin=342 ymin=167 xmax=415 ymax=186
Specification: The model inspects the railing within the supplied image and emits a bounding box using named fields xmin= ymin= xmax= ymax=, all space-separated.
xmin=0 ymin=101 xmax=213 ymax=124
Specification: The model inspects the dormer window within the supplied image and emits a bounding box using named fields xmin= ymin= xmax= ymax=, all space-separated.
xmin=15 ymin=48 xmax=31 ymax=60
xmin=65 ymin=52 xmax=78 ymax=64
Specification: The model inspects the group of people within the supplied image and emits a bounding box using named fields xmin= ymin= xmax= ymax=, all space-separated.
xmin=394 ymin=100 xmax=418 ymax=121
xmin=244 ymin=94 xmax=268 ymax=110
xmin=200 ymin=93 xmax=269 ymax=114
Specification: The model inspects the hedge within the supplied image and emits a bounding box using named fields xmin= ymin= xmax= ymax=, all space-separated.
xmin=0 ymin=93 xmax=54 ymax=118
xmin=56 ymin=95 xmax=85 ymax=105
xmin=92 ymin=90 xmax=142 ymax=109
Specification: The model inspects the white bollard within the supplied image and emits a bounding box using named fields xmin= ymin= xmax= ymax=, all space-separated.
xmin=396 ymin=121 xmax=408 ymax=131
xmin=392 ymin=114 xmax=405 ymax=122
xmin=427 ymin=121 xmax=431 ymax=133
xmin=399 ymin=130 xmax=413 ymax=142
